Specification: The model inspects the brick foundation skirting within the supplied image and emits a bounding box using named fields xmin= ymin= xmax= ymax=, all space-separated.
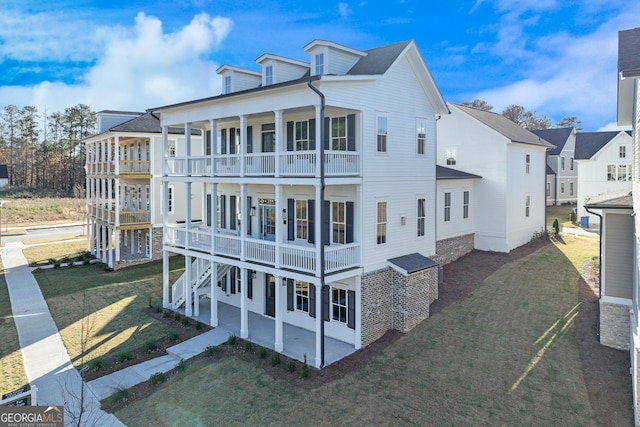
xmin=599 ymin=301 xmax=630 ymax=351
xmin=433 ymin=233 xmax=475 ymax=265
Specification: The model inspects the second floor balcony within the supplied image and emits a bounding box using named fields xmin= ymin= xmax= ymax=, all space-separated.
xmin=86 ymin=160 xmax=151 ymax=176
xmin=89 ymin=204 xmax=151 ymax=227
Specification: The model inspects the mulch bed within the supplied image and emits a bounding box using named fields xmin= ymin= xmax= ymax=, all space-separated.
xmin=100 ymin=240 xmax=635 ymax=425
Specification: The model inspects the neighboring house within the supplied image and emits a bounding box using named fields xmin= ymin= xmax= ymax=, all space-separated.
xmin=434 ymin=165 xmax=481 ymax=265
xmin=600 ymin=26 xmax=640 ymax=425
xmin=437 ymin=103 xmax=553 ymax=252
xmin=84 ymin=110 xmax=203 ymax=269
xmin=0 ymin=165 xmax=8 ymax=188
xmin=151 ymin=39 xmax=450 ymax=368
xmin=574 ymin=130 xmax=633 ymax=227
xmin=532 ymin=127 xmax=577 ymax=206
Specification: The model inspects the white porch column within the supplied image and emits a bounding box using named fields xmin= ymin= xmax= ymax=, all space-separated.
xmin=275 ymin=184 xmax=282 ymax=268
xmin=210 ymin=260 xmax=218 ymax=326
xmin=162 ymin=126 xmax=168 ymax=176
xmin=194 ymin=257 xmax=201 ymax=317
xmin=114 ymin=229 xmax=121 ymax=264
xmin=274 ymin=274 xmax=283 ymax=352
xmin=315 ymin=183 xmax=322 ymax=277
xmin=240 ymin=184 xmax=247 ymax=261
xmin=107 ymin=137 xmax=112 ymax=174
xmin=274 ymin=110 xmax=283 ymax=177
xmin=163 ymin=250 xmax=169 ymax=308
xmin=211 ymin=183 xmax=217 ymax=253
xmin=240 ymin=267 xmax=248 ymax=339
xmin=107 ymin=228 xmax=113 ymax=268
xmin=96 ymin=223 xmax=101 ymax=260
xmin=185 ymin=255 xmax=192 ymax=317
xmin=209 ymin=119 xmax=217 ymax=176
xmin=315 ymin=280 xmax=322 ymax=368
xmin=101 ymin=224 xmax=108 ymax=264
xmin=355 ymin=274 xmax=362 ymax=349
xmin=240 ymin=115 xmax=246 ymax=177
xmin=186 ymin=182 xmax=192 ymax=248
xmin=185 ymin=123 xmax=192 ymax=176
xmin=315 ymin=104 xmax=322 ymax=178
xmin=114 ymin=136 xmax=120 ymax=175
xmin=107 ymin=178 xmax=112 ymax=226
xmin=115 ymin=179 xmax=120 ymax=227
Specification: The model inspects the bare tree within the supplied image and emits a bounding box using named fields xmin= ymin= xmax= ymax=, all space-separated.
xmin=461 ymin=99 xmax=493 ymax=111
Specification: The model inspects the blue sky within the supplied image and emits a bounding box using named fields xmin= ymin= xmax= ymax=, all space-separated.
xmin=1 ymin=0 xmax=638 ymax=131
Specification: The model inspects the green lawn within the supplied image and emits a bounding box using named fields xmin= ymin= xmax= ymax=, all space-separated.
xmin=547 ymin=203 xmax=577 ymax=228
xmin=35 ymin=257 xmax=185 ymax=367
xmin=115 ymin=234 xmax=600 ymax=426
xmin=0 ymin=258 xmax=28 ymax=395
xmin=23 ymin=238 xmax=88 ymax=265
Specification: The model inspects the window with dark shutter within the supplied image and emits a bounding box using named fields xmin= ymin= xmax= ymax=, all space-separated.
xmin=307 ymin=199 xmax=315 ymax=244
xmin=247 ymin=196 xmax=252 ymax=235
xmin=230 ymin=268 xmax=236 ymax=294
xmin=229 ymin=195 xmax=237 ymax=230
xmin=220 ymin=195 xmax=226 ymax=229
xmin=309 ymin=119 xmax=316 ymax=150
xmin=286 ymin=122 xmax=294 ymax=151
xmin=246 ymin=126 xmax=253 ymax=153
xmin=323 ymin=200 xmax=330 ymax=245
xmin=348 ymin=290 xmax=355 ymax=329
xmin=323 ymin=117 xmax=330 ymax=150
xmin=247 ymin=270 xmax=253 ymax=300
xmin=287 ymin=279 xmax=294 ymax=311
xmin=287 ymin=199 xmax=295 ymax=240
xmin=205 ymin=130 xmax=211 ymax=156
xmin=309 ymin=283 xmax=316 ymax=318
xmin=220 ymin=129 xmax=227 ymax=154
xmin=221 ymin=275 xmax=227 ymax=292
xmin=346 ymin=201 xmax=354 ymax=243
xmin=347 ymin=114 xmax=356 ymax=151
xmin=229 ymin=128 xmax=236 ymax=154
xmin=322 ymin=285 xmax=330 ymax=322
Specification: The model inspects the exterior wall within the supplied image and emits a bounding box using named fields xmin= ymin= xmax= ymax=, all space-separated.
xmin=391 ymin=267 xmax=436 ymax=332
xmin=557 ymin=132 xmax=578 ymax=204
xmin=633 ymin=79 xmax=640 ymax=427
xmin=576 ymin=131 xmax=633 ymax=225
xmin=546 ymin=173 xmax=556 ymax=205
xmin=361 ymin=268 xmax=392 ymax=347
xmin=600 ymin=300 xmax=631 ymax=350
xmin=436 ymin=179 xmax=476 ymax=242
xmin=602 ymin=211 xmax=634 ymax=299
xmin=434 ymin=233 xmax=475 ymax=265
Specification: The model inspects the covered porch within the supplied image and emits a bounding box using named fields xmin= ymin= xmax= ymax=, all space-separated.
xmin=181 ymin=299 xmax=356 ymax=367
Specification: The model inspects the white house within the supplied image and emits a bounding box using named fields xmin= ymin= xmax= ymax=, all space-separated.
xmin=437 ymin=103 xmax=553 ymax=252
xmin=532 ymin=127 xmax=577 ymax=205
xmin=84 ymin=110 xmax=203 ymax=269
xmin=151 ymin=39 xmax=450 ymax=368
xmin=574 ymin=130 xmax=633 ymax=227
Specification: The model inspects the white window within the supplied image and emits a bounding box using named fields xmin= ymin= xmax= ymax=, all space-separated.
xmin=376 ymin=201 xmax=387 ymax=244
xmin=332 ymin=201 xmax=346 ymax=244
xmin=561 ymin=183 xmax=565 ymax=193
xmin=377 ymin=116 xmax=387 ymax=153
xmin=296 ymin=200 xmax=308 ymax=240
xmin=315 ymin=53 xmax=324 ymax=75
xmin=296 ymin=281 xmax=309 ymax=312
xmin=463 ymin=191 xmax=469 ymax=219
xmin=265 ymin=65 xmax=273 ymax=85
xmin=546 ymin=182 xmax=550 ymax=197
xmin=224 ymin=75 xmax=231 ymax=94
xmin=444 ymin=192 xmax=451 ymax=222
xmin=569 ymin=182 xmax=574 ymax=196
xmin=417 ymin=198 xmax=425 ymax=237
xmin=416 ymin=120 xmax=426 ymax=155
xmin=167 ymin=185 xmax=174 ymax=214
xmin=620 ymin=146 xmax=627 ymax=158
xmin=332 ymin=287 xmax=347 ymax=323
xmin=330 ymin=117 xmax=347 ymax=151
xmin=167 ymin=139 xmax=176 ymax=157
xmin=561 ymin=156 xmax=565 ymax=170
xmin=295 ymin=121 xmax=309 ymax=151
xmin=619 ymin=164 xmax=628 ymax=181
xmin=146 ymin=232 xmax=151 ymax=257
xmin=526 ymin=154 xmax=531 ymax=174
xmin=137 ymin=230 xmax=142 ymax=254
xmin=570 ymin=157 xmax=574 ymax=170
xmin=607 ymin=164 xmax=616 ymax=181
xmin=525 ymin=195 xmax=530 ymax=217
xmin=446 ymin=147 xmax=456 ymax=165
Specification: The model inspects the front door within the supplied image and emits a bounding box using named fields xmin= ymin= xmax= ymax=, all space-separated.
xmin=260 ymin=203 xmax=276 ymax=241
xmin=265 ymin=274 xmax=276 ymax=317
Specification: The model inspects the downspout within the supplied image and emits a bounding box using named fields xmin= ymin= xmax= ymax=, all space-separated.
xmin=434 ymin=114 xmax=442 ymax=258
xmin=585 ymin=206 xmax=603 ymax=299
xmin=307 ymin=80 xmax=326 ymax=367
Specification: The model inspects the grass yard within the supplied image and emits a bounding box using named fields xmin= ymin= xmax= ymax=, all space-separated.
xmin=23 ymin=238 xmax=88 ymax=266
xmin=35 ymin=257 xmax=184 ymax=368
xmin=115 ymin=234 xmax=600 ymax=426
xmin=546 ymin=203 xmax=577 ymax=228
xmin=0 ymin=258 xmax=28 ymax=395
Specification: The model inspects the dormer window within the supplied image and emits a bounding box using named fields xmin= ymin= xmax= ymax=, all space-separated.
xmin=315 ymin=53 xmax=324 ymax=75
xmin=224 ymin=75 xmax=231 ymax=94
xmin=265 ymin=66 xmax=273 ymax=85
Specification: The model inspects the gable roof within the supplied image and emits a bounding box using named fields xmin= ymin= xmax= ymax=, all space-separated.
xmin=453 ymin=104 xmax=554 ymax=149
xmin=388 ymin=253 xmax=438 ymax=275
xmin=546 ymin=164 xmax=556 ymax=175
xmin=87 ymin=112 xmax=200 ymax=139
xmin=347 ymin=41 xmax=411 ymax=75
xmin=584 ymin=189 xmax=633 ymax=209
xmin=574 ymin=131 xmax=630 ymax=160
xmin=531 ymin=127 xmax=573 ymax=155
xmin=436 ymin=165 xmax=481 ymax=180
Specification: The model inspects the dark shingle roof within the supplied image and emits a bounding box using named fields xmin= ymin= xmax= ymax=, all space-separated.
xmin=347 ymin=41 xmax=411 ymax=75
xmin=546 ymin=164 xmax=555 ymax=175
xmin=619 ymin=28 xmax=640 ymax=77
xmin=436 ymin=165 xmax=481 ymax=180
xmin=531 ymin=127 xmax=573 ymax=155
xmin=454 ymin=104 xmax=555 ymax=149
xmin=99 ymin=112 xmax=200 ymax=136
xmin=388 ymin=253 xmax=438 ymax=275
xmin=574 ymin=131 xmax=630 ymax=160
xmin=0 ymin=165 xmax=8 ymax=179
xmin=584 ymin=190 xmax=633 ymax=209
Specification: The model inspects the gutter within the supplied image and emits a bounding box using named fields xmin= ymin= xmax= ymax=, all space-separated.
xmin=307 ymin=79 xmax=327 ymax=368
xmin=584 ymin=206 xmax=603 ymax=299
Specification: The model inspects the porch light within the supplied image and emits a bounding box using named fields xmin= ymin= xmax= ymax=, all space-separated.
xmin=251 ymin=270 xmax=256 ymax=279
xmin=282 ymin=208 xmax=287 ymax=223
xmin=250 ymin=206 xmax=256 ymax=217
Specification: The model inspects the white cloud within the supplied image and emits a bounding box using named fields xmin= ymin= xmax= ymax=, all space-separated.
xmin=338 ymin=2 xmax=351 ymax=18
xmin=0 ymin=12 xmax=233 ymax=113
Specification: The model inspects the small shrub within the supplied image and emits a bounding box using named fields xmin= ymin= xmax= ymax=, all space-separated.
xmin=258 ymin=347 xmax=268 ymax=359
xmin=150 ymin=372 xmax=165 ymax=385
xmin=181 ymin=317 xmax=191 ymax=327
xmin=552 ymin=218 xmax=560 ymax=234
xmin=53 ymin=260 xmax=61 ymax=268
xmin=569 ymin=210 xmax=577 ymax=223
xmin=162 ymin=310 xmax=171 ymax=318
xmin=154 ymin=304 xmax=162 ymax=313
xmin=529 ymin=228 xmax=550 ymax=247
xmin=301 ymin=353 xmax=310 ymax=378
xmin=175 ymin=359 xmax=189 ymax=373
xmin=90 ymin=358 xmax=104 ymax=370
xmin=287 ymin=360 xmax=296 ymax=373
xmin=83 ymin=258 xmax=91 ymax=265
xmin=143 ymin=339 xmax=157 ymax=352
xmin=244 ymin=340 xmax=252 ymax=352
xmin=110 ymin=387 xmax=130 ymax=402
xmin=227 ymin=334 xmax=237 ymax=346
xmin=195 ymin=321 xmax=203 ymax=330
xmin=174 ymin=312 xmax=182 ymax=322
xmin=167 ymin=329 xmax=179 ymax=341
xmin=117 ymin=351 xmax=133 ymax=363
xmin=271 ymin=352 xmax=281 ymax=366
xmin=204 ymin=345 xmax=218 ymax=358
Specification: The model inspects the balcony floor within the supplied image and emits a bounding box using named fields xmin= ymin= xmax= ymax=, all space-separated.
xmin=180 ymin=299 xmax=357 ymax=367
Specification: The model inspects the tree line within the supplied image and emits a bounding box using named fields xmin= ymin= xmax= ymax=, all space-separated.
xmin=460 ymin=99 xmax=582 ymax=131
xmin=0 ymin=104 xmax=97 ymax=194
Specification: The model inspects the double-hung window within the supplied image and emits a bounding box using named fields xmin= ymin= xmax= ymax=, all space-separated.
xmin=377 ymin=116 xmax=387 ymax=152
xmin=444 ymin=192 xmax=451 ymax=222
xmin=332 ymin=288 xmax=347 ymax=323
xmin=332 ymin=201 xmax=346 ymax=244
xmin=620 ymin=146 xmax=627 ymax=158
xmin=224 ymin=75 xmax=231 ymax=94
xmin=416 ymin=120 xmax=426 ymax=155
xmin=569 ymin=182 xmax=574 ymax=196
xmin=167 ymin=185 xmax=174 ymax=214
xmin=446 ymin=148 xmax=456 ymax=165
xmin=265 ymin=65 xmax=273 ymax=85
xmin=296 ymin=200 xmax=308 ymax=240
xmin=295 ymin=121 xmax=309 ymax=151
xmin=296 ymin=281 xmax=309 ymax=312
xmin=331 ymin=117 xmax=347 ymax=150
xmin=167 ymin=140 xmax=176 ymax=157
xmin=526 ymin=154 xmax=531 ymax=174
xmin=315 ymin=53 xmax=324 ymax=75
xmin=463 ymin=191 xmax=469 ymax=219
xmin=417 ymin=198 xmax=425 ymax=237
xmin=376 ymin=201 xmax=387 ymax=244
xmin=525 ymin=195 xmax=530 ymax=217
xmin=561 ymin=156 xmax=565 ymax=170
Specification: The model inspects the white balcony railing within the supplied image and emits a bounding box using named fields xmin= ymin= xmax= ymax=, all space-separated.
xmin=245 ymin=238 xmax=276 ymax=264
xmin=324 ymin=151 xmax=359 ymax=176
xmin=280 ymin=152 xmax=316 ymax=176
xmin=165 ymin=158 xmax=187 ymax=175
xmin=120 ymin=160 xmax=150 ymax=174
xmin=215 ymin=155 xmax=241 ymax=175
xmin=189 ymin=157 xmax=212 ymax=176
xmin=245 ymin=153 xmax=276 ymax=176
xmin=325 ymin=243 xmax=360 ymax=273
